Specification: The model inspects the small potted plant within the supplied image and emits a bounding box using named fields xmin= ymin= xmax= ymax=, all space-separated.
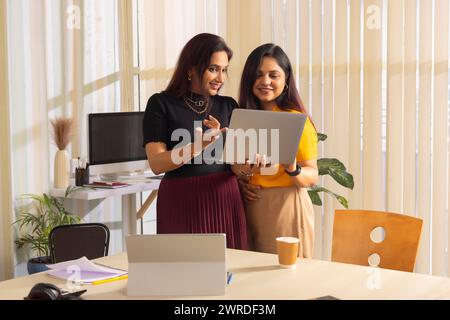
xmin=307 ymin=133 xmax=354 ymax=208
xmin=13 ymin=186 xmax=82 ymax=274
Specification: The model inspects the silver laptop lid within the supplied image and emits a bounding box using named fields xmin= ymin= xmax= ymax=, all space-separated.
xmin=222 ymin=108 xmax=307 ymax=164
xmin=126 ymin=234 xmax=226 ymax=263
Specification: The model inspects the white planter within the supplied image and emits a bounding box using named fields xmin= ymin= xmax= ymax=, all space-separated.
xmin=54 ymin=149 xmax=69 ymax=188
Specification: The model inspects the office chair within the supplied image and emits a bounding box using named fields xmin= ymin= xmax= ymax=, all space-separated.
xmin=49 ymin=223 xmax=110 ymax=263
xmin=331 ymin=210 xmax=423 ymax=272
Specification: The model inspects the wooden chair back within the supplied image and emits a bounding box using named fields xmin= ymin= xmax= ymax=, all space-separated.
xmin=331 ymin=210 xmax=423 ymax=272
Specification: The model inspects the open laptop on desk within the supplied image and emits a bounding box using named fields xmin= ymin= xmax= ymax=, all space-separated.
xmin=125 ymin=234 xmax=226 ymax=296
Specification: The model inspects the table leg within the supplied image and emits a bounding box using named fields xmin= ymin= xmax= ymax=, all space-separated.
xmin=122 ymin=193 xmax=137 ymax=248
xmin=136 ymin=190 xmax=158 ymax=234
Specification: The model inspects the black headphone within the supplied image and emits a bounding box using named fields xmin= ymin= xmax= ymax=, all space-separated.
xmin=24 ymin=283 xmax=86 ymax=300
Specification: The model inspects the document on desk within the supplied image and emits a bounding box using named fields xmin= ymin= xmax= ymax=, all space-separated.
xmin=46 ymin=256 xmax=127 ymax=284
xmin=83 ymin=181 xmax=130 ymax=189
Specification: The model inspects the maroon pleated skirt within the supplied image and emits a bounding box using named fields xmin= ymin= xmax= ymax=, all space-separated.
xmin=156 ymin=171 xmax=248 ymax=250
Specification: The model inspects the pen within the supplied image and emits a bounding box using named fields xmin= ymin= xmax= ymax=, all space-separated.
xmin=91 ymin=274 xmax=128 ymax=285
xmin=227 ymin=272 xmax=233 ymax=285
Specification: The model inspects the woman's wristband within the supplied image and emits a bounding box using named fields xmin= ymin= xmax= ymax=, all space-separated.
xmin=284 ymin=163 xmax=302 ymax=176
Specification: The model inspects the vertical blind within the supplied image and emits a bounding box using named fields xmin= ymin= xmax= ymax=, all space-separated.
xmin=4 ymin=0 xmax=125 ymax=278
xmin=0 ymin=0 xmax=14 ymax=281
xmin=260 ymin=0 xmax=449 ymax=276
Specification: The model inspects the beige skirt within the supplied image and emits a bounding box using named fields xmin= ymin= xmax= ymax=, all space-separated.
xmin=245 ymin=186 xmax=314 ymax=258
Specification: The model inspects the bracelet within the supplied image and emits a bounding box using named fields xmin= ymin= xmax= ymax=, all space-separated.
xmin=284 ymin=164 xmax=301 ymax=176
xmin=239 ymin=171 xmax=254 ymax=178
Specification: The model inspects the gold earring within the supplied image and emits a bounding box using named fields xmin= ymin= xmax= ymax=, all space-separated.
xmin=188 ymin=74 xmax=192 ymax=81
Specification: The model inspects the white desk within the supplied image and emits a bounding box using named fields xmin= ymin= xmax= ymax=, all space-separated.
xmin=2 ymin=249 xmax=450 ymax=300
xmin=50 ymin=178 xmax=161 ymax=245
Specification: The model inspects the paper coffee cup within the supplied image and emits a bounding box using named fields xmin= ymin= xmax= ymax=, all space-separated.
xmin=276 ymin=237 xmax=299 ymax=268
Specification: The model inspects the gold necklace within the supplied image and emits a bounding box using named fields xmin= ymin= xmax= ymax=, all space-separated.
xmin=183 ymin=96 xmax=209 ymax=114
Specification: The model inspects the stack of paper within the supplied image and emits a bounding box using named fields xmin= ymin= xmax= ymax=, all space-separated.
xmin=83 ymin=181 xmax=129 ymax=189
xmin=46 ymin=256 xmax=127 ymax=283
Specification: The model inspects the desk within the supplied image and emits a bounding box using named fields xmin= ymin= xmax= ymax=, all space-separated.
xmin=50 ymin=179 xmax=160 ymax=246
xmin=1 ymin=249 xmax=450 ymax=300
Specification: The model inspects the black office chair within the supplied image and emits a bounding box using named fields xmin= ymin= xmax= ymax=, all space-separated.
xmin=49 ymin=223 xmax=110 ymax=263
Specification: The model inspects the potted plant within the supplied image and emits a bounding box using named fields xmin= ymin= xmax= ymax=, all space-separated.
xmin=13 ymin=185 xmax=82 ymax=274
xmin=307 ymin=133 xmax=354 ymax=208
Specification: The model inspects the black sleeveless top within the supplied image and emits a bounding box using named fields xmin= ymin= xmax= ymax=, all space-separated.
xmin=142 ymin=91 xmax=238 ymax=179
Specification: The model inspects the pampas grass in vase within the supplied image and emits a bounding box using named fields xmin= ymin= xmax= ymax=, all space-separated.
xmin=51 ymin=117 xmax=74 ymax=188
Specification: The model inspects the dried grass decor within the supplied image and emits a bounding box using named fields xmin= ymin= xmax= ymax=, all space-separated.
xmin=50 ymin=117 xmax=74 ymax=150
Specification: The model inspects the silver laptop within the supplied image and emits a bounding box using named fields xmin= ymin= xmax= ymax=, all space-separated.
xmin=220 ymin=109 xmax=307 ymax=165
xmin=125 ymin=234 xmax=226 ymax=296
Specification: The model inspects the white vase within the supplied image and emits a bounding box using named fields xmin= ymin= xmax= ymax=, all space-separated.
xmin=54 ymin=149 xmax=69 ymax=188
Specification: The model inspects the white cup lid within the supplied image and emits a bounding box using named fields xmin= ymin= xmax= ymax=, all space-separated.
xmin=276 ymin=237 xmax=300 ymax=243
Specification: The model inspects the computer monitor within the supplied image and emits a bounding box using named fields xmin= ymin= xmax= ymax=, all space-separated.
xmin=88 ymin=112 xmax=149 ymax=179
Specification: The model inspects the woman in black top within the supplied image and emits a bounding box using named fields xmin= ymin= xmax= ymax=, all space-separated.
xmin=142 ymin=33 xmax=248 ymax=249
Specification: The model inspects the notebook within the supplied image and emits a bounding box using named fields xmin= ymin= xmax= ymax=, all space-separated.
xmin=46 ymin=256 xmax=127 ymax=283
xmin=83 ymin=181 xmax=129 ymax=189
xmin=125 ymin=234 xmax=226 ymax=296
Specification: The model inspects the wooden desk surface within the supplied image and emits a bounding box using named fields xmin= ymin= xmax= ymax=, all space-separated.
xmin=1 ymin=249 xmax=450 ymax=300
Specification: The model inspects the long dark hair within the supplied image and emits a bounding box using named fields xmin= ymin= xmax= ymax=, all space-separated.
xmin=238 ymin=44 xmax=309 ymax=115
xmin=165 ymin=33 xmax=233 ymax=98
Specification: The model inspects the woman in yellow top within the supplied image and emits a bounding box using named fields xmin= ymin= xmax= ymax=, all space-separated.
xmin=234 ymin=43 xmax=319 ymax=258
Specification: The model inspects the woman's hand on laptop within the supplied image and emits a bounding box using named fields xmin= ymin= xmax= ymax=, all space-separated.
xmin=252 ymin=153 xmax=270 ymax=167
xmin=240 ymin=154 xmax=271 ymax=175
xmin=235 ymin=159 xmax=262 ymax=178
xmin=234 ymin=154 xmax=270 ymax=202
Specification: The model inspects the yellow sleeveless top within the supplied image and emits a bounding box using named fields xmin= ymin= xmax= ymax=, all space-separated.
xmin=249 ymin=106 xmax=318 ymax=188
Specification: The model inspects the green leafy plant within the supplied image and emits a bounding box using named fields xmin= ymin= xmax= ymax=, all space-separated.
xmin=308 ymin=133 xmax=354 ymax=208
xmin=14 ymin=185 xmax=82 ymax=262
